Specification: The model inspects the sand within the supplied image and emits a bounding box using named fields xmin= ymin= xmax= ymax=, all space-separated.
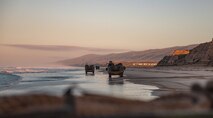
xmin=124 ymin=67 xmax=213 ymax=96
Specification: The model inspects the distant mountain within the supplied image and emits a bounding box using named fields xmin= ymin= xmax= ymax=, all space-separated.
xmin=59 ymin=44 xmax=198 ymax=66
xmin=158 ymin=40 xmax=213 ymax=66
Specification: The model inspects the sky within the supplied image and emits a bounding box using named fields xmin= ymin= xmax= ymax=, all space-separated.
xmin=0 ymin=0 xmax=213 ymax=66
xmin=1 ymin=0 xmax=213 ymax=50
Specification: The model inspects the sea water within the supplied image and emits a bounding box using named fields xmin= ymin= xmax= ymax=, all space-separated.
xmin=0 ymin=67 xmax=158 ymax=101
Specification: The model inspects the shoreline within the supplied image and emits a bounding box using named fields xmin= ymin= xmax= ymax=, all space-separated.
xmin=124 ymin=67 xmax=212 ymax=97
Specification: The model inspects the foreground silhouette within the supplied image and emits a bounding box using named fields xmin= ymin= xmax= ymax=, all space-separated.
xmin=0 ymin=81 xmax=213 ymax=118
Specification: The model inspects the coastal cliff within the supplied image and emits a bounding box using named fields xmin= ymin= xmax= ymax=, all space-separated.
xmin=158 ymin=39 xmax=213 ymax=66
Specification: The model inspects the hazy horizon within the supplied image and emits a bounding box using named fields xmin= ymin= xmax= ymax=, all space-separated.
xmin=0 ymin=44 xmax=128 ymax=67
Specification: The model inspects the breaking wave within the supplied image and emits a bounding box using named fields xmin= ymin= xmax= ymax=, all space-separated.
xmin=0 ymin=73 xmax=22 ymax=90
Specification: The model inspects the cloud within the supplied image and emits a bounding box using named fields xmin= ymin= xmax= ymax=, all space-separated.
xmin=1 ymin=44 xmax=127 ymax=52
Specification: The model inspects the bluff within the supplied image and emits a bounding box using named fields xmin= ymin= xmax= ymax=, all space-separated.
xmin=158 ymin=39 xmax=213 ymax=66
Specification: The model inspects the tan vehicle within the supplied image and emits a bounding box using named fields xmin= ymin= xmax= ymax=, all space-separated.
xmin=85 ymin=65 xmax=95 ymax=75
xmin=106 ymin=63 xmax=126 ymax=78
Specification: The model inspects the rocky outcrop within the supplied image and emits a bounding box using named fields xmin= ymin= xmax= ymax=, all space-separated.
xmin=158 ymin=55 xmax=187 ymax=66
xmin=158 ymin=39 xmax=213 ymax=66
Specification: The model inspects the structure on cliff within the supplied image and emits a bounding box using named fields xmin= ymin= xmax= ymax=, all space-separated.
xmin=172 ymin=50 xmax=190 ymax=56
xmin=158 ymin=39 xmax=213 ymax=66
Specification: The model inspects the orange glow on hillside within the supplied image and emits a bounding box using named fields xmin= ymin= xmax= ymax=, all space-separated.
xmin=172 ymin=50 xmax=190 ymax=56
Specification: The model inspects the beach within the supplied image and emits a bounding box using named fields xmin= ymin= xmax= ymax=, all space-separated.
xmin=124 ymin=67 xmax=213 ymax=96
xmin=0 ymin=67 xmax=157 ymax=101
xmin=0 ymin=66 xmax=212 ymax=101
xmin=0 ymin=66 xmax=212 ymax=117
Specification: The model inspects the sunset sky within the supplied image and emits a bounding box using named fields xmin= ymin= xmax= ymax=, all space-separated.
xmin=1 ymin=0 xmax=213 ymax=50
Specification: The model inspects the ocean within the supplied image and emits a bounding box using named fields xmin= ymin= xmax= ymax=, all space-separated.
xmin=0 ymin=67 xmax=158 ymax=101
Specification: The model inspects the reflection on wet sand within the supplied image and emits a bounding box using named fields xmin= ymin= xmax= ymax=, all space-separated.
xmin=108 ymin=78 xmax=124 ymax=85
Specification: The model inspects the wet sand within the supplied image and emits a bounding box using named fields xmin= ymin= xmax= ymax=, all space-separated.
xmin=124 ymin=67 xmax=213 ymax=96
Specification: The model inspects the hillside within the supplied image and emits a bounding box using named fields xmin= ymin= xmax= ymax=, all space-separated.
xmin=59 ymin=44 xmax=197 ymax=66
xmin=158 ymin=40 xmax=213 ymax=66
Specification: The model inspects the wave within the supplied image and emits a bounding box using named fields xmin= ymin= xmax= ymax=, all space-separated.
xmin=0 ymin=67 xmax=84 ymax=74
xmin=0 ymin=73 xmax=22 ymax=90
xmin=0 ymin=66 xmax=82 ymax=91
